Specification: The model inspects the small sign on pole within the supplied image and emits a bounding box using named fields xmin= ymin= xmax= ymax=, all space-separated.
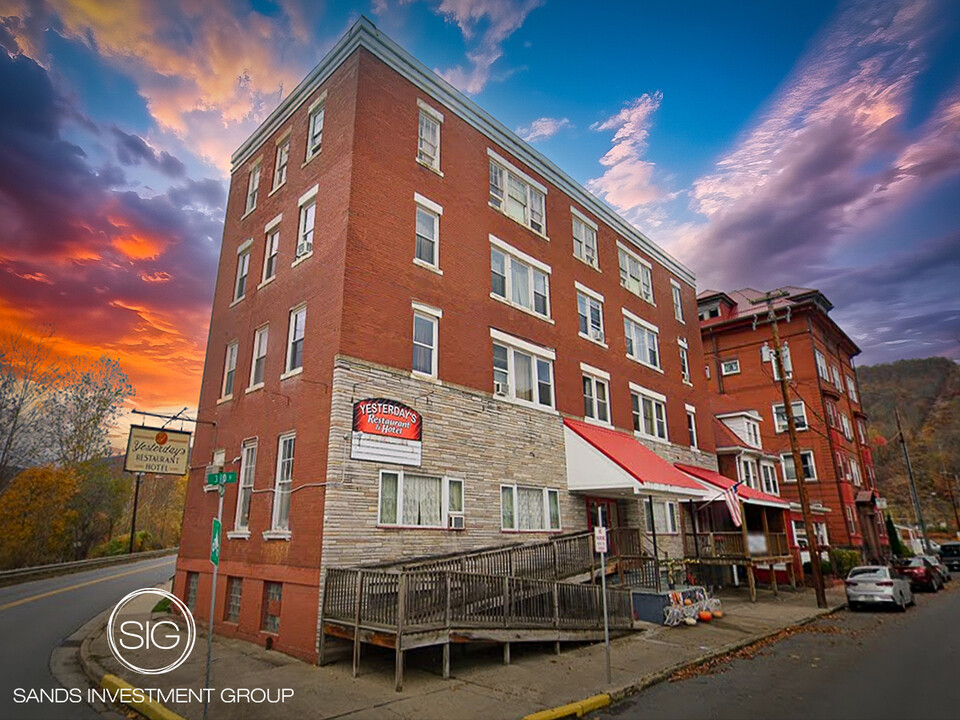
xmin=594 ymin=525 xmax=608 ymax=554
xmin=206 ymin=471 xmax=238 ymax=487
xmin=210 ymin=518 xmax=221 ymax=567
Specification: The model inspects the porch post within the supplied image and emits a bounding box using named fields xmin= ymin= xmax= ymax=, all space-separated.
xmin=689 ymin=500 xmax=702 ymax=587
xmin=647 ymin=497 xmax=661 ymax=591
xmin=739 ymin=501 xmax=756 ymax=602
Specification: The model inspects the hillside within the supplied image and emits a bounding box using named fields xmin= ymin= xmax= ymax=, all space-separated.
xmin=858 ymin=357 xmax=960 ymax=535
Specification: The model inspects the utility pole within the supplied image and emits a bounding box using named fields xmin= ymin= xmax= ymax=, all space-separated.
xmin=753 ymin=292 xmax=827 ymax=608
xmin=128 ymin=472 xmax=142 ymax=554
xmin=896 ymin=409 xmax=931 ymax=554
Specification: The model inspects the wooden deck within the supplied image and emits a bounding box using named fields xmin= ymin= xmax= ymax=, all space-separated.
xmin=683 ymin=531 xmax=797 ymax=601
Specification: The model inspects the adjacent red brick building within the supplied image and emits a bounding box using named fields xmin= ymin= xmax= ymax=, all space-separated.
xmin=175 ymin=18 xmax=718 ymax=661
xmin=697 ymin=287 xmax=889 ymax=562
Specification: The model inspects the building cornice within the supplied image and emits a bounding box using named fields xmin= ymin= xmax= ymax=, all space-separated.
xmin=230 ymin=16 xmax=696 ymax=287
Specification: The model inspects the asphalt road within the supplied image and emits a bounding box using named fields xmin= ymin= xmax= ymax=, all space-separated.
xmin=0 ymin=555 xmax=177 ymax=720
xmin=597 ymin=581 xmax=960 ymax=720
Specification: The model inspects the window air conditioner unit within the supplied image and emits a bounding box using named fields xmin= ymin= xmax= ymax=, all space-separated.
xmin=589 ymin=328 xmax=605 ymax=343
xmin=448 ymin=514 xmax=465 ymax=530
xmin=494 ymin=381 xmax=509 ymax=396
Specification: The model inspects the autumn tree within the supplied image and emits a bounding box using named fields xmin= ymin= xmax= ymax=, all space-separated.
xmin=68 ymin=459 xmax=131 ymax=559
xmin=0 ymin=466 xmax=78 ymax=569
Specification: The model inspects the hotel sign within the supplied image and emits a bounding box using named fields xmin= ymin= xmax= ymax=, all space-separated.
xmin=350 ymin=398 xmax=422 ymax=466
xmin=124 ymin=426 xmax=192 ymax=475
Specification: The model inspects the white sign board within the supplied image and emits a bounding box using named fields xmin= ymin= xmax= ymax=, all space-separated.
xmin=124 ymin=426 xmax=191 ymax=475
xmin=594 ymin=525 xmax=608 ymax=554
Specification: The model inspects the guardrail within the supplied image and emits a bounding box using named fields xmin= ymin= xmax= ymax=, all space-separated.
xmin=0 ymin=548 xmax=178 ymax=587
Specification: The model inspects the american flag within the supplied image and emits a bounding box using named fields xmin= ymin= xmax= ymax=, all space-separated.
xmin=723 ymin=481 xmax=743 ymax=527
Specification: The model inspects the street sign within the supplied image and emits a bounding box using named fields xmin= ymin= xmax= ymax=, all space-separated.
xmin=210 ymin=518 xmax=221 ymax=566
xmin=594 ymin=525 xmax=608 ymax=554
xmin=206 ymin=471 xmax=238 ymax=486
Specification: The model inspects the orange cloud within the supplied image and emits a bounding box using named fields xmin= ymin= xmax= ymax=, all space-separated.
xmin=112 ymin=234 xmax=164 ymax=260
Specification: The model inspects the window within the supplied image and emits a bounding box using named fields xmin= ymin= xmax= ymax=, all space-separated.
xmin=490 ymin=239 xmax=550 ymax=318
xmin=835 ymin=451 xmax=847 ymax=480
xmin=296 ymin=201 xmax=315 ymax=258
xmin=307 ymin=101 xmax=324 ymax=160
xmin=417 ymin=102 xmax=442 ymax=171
xmin=845 ymin=506 xmax=858 ymax=537
xmin=245 ymin=163 xmax=260 ymax=213
xmin=489 ymin=153 xmax=546 ymax=234
xmin=491 ymin=331 xmax=554 ymax=409
xmin=500 ymin=485 xmax=561 ymax=532
xmin=832 ymin=365 xmax=843 ymax=391
xmin=720 ymin=359 xmax=740 ymax=376
xmin=671 ymin=280 xmax=684 ymax=322
xmin=766 ymin=342 xmax=792 ymax=380
xmin=249 ymin=326 xmax=268 ymax=388
xmin=235 ymin=441 xmax=256 ymax=531
xmin=271 ymin=433 xmax=295 ymax=531
xmin=378 ymin=471 xmax=463 ymax=528
xmin=273 ymin=139 xmax=289 ymax=189
xmin=618 ymin=244 xmax=654 ymax=303
xmin=412 ymin=310 xmax=438 ymax=377
xmin=857 ymin=418 xmax=868 ymax=445
xmin=262 ymin=582 xmax=282 ymax=633
xmin=234 ymin=249 xmax=250 ymax=301
xmin=773 ymin=401 xmax=808 ymax=432
xmin=781 ymin=451 xmax=817 ymax=482
xmin=699 ymin=304 xmax=720 ymax=321
xmin=678 ymin=339 xmax=691 ymax=384
xmin=631 ymin=386 xmax=668 ymax=441
xmin=825 ymin=399 xmax=839 ymax=428
xmin=815 ymin=349 xmax=829 ymax=380
xmin=285 ymin=306 xmax=305 ymax=374
xmin=846 ymin=375 xmax=859 ymax=403
xmin=414 ymin=195 xmax=442 ymax=268
xmin=185 ymin=572 xmax=198 ymax=611
xmin=582 ymin=373 xmax=610 ymax=424
xmin=221 ymin=342 xmax=238 ymax=398
xmin=686 ymin=407 xmax=698 ymax=448
xmin=840 ymin=413 xmax=853 ymax=441
xmin=577 ymin=289 xmax=605 ymax=343
xmin=225 ymin=577 xmax=242 ymax=623
xmin=850 ymin=458 xmax=862 ymax=486
xmin=761 ymin=462 xmax=779 ymax=496
xmin=572 ymin=213 xmax=599 ymax=268
xmin=623 ymin=312 xmax=661 ymax=370
xmin=745 ymin=420 xmax=761 ymax=447
xmin=644 ymin=498 xmax=679 ymax=534
xmin=740 ymin=458 xmax=759 ymax=490
xmin=263 ymin=227 xmax=280 ymax=282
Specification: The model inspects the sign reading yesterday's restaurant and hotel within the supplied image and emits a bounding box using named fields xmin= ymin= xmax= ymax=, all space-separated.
xmin=350 ymin=398 xmax=423 ymax=467
xmin=124 ymin=425 xmax=192 ymax=475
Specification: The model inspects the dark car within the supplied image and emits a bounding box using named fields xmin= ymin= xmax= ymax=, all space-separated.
xmin=895 ymin=556 xmax=943 ymax=592
xmin=940 ymin=542 xmax=960 ymax=572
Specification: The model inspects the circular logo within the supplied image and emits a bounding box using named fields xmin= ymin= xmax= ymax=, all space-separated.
xmin=155 ymin=431 xmax=168 ymax=446
xmin=107 ymin=588 xmax=196 ymax=675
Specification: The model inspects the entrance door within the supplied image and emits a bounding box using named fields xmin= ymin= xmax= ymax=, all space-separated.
xmin=586 ymin=497 xmax=619 ymax=530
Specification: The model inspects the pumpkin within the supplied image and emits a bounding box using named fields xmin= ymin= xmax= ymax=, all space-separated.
xmin=683 ymin=598 xmax=693 ymax=606
xmin=712 ymin=610 xmax=725 ymax=619
xmin=683 ymin=617 xmax=697 ymax=626
xmin=698 ymin=611 xmax=712 ymax=622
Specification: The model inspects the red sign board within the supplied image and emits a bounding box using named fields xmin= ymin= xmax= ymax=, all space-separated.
xmin=352 ymin=399 xmax=422 ymax=441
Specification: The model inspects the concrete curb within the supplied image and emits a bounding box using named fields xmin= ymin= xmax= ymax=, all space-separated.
xmin=100 ymin=674 xmax=187 ymax=720
xmin=523 ymin=602 xmax=844 ymax=720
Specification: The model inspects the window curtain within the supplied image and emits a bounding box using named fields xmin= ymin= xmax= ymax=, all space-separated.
xmin=402 ymin=474 xmax=442 ymax=527
xmin=517 ymin=487 xmax=544 ymax=530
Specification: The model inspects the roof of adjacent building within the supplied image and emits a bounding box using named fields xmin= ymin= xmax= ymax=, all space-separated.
xmin=563 ymin=419 xmax=705 ymax=493
xmin=675 ymin=463 xmax=790 ymax=509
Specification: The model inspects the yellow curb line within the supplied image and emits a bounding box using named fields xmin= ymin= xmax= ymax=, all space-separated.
xmin=522 ymin=693 xmax=611 ymax=720
xmin=101 ymin=674 xmax=187 ymax=720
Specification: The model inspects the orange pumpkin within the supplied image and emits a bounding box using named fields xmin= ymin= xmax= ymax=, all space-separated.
xmin=712 ymin=610 xmax=725 ymax=619
xmin=683 ymin=598 xmax=693 ymax=606
xmin=698 ymin=611 xmax=712 ymax=622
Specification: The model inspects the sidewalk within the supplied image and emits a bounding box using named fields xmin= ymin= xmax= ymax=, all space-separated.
xmin=80 ymin=584 xmax=845 ymax=720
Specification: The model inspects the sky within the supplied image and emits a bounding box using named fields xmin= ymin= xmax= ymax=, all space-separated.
xmin=0 ymin=0 xmax=959 ymax=441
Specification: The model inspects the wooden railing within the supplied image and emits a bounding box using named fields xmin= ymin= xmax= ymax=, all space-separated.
xmin=683 ymin=531 xmax=791 ymax=558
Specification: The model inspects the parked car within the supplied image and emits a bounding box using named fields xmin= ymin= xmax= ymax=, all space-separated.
xmin=894 ymin=556 xmax=943 ymax=592
xmin=939 ymin=542 xmax=960 ymax=572
xmin=922 ymin=554 xmax=951 ymax=584
xmin=845 ymin=566 xmax=914 ymax=611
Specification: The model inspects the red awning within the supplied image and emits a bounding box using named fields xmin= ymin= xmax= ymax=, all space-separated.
xmin=675 ymin=463 xmax=790 ymax=509
xmin=563 ymin=419 xmax=706 ymax=495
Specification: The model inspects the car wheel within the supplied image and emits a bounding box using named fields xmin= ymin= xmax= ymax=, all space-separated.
xmin=896 ymin=598 xmax=906 ymax=612
xmin=848 ymin=602 xmax=858 ymax=612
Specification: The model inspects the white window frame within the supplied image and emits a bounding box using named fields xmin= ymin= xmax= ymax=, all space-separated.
xmin=623 ymin=308 xmax=661 ymax=371
xmin=630 ymin=382 xmax=668 ymax=442
xmin=815 ymin=349 xmax=829 ymax=380
xmin=671 ymin=280 xmax=684 ymax=322
xmin=295 ymin=185 xmax=317 ymax=261
xmin=488 ymin=149 xmax=547 ymax=236
xmin=245 ymin=162 xmax=261 ymax=213
xmin=745 ymin=420 xmax=761 ymax=448
xmin=273 ymin=138 xmax=289 ymax=190
xmin=306 ymin=95 xmax=326 ymax=161
xmin=740 ymin=457 xmax=760 ymax=490
xmin=721 ymin=359 xmax=740 ymax=376
xmin=221 ymin=342 xmax=238 ymax=399
xmin=845 ymin=505 xmax=858 ymax=536
xmin=490 ymin=329 xmax=555 ymax=412
xmin=489 ymin=235 xmax=551 ymax=320
xmin=572 ymin=208 xmax=599 ymax=269
xmin=857 ymin=418 xmax=868 ymax=445
xmin=678 ymin=337 xmax=691 ymax=384
xmin=581 ymin=366 xmax=611 ymax=426
xmin=840 ymin=413 xmax=854 ymax=441
xmin=772 ymin=401 xmax=808 ymax=433
xmin=846 ymin=375 xmax=859 ymax=403
xmin=780 ymin=451 xmax=817 ymax=482
xmin=416 ymin=99 xmax=443 ymax=172
xmin=414 ymin=193 xmax=443 ymax=271
xmin=411 ymin=303 xmax=441 ymax=379
xmin=644 ymin=497 xmax=679 ymax=535
xmin=270 ymin=432 xmax=295 ymax=533
xmin=262 ymin=215 xmax=282 ymax=285
xmin=617 ymin=241 xmax=654 ymax=303
xmin=233 ymin=239 xmax=252 ymax=302
xmin=284 ymin=305 xmax=306 ymax=376
xmin=233 ymin=440 xmax=257 ymax=533
xmin=248 ymin=325 xmax=268 ymax=390
xmin=832 ymin=365 xmax=844 ymax=391
xmin=576 ymin=283 xmax=606 ymax=344
xmin=500 ymin=484 xmax=561 ymax=532
xmin=850 ymin=457 xmax=862 ymax=486
xmin=760 ymin=461 xmax=779 ymax=496
xmin=685 ymin=404 xmax=698 ymax=449
xmin=377 ymin=470 xmax=462 ymax=529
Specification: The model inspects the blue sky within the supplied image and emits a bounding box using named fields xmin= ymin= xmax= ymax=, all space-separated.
xmin=0 ymin=0 xmax=958 ymax=419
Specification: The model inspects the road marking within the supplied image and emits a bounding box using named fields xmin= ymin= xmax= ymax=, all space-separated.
xmin=0 ymin=559 xmax=176 ymax=612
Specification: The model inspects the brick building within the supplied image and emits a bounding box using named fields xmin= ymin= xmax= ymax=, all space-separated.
xmin=697 ymin=287 xmax=889 ymax=563
xmin=174 ymin=17 xmax=718 ymax=661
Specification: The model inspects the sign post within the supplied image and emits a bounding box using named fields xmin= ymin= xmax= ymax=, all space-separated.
xmin=594 ymin=519 xmax=611 ymax=685
xmin=203 ymin=483 xmax=224 ymax=720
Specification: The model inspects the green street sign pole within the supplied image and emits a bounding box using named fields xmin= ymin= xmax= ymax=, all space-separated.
xmin=203 ymin=483 xmax=224 ymax=720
